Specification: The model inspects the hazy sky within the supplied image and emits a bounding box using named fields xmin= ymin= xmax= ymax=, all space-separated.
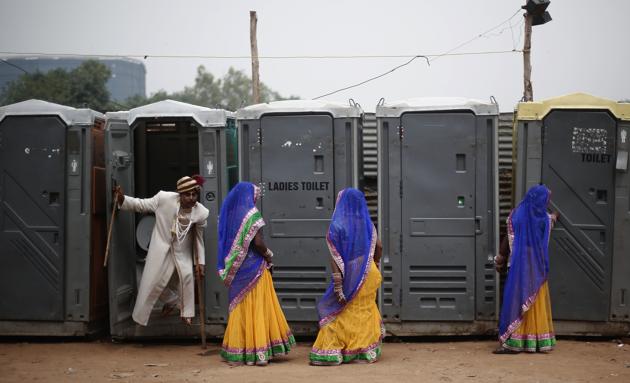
xmin=1 ymin=0 xmax=629 ymax=111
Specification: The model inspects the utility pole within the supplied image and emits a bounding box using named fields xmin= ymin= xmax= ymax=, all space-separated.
xmin=521 ymin=0 xmax=552 ymax=102
xmin=522 ymin=13 xmax=533 ymax=102
xmin=249 ymin=11 xmax=261 ymax=105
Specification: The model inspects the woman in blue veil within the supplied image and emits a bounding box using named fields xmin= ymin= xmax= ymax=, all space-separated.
xmin=494 ymin=184 xmax=558 ymax=353
xmin=309 ymin=188 xmax=384 ymax=365
xmin=217 ymin=182 xmax=295 ymax=365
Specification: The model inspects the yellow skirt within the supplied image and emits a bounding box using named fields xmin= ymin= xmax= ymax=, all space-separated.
xmin=310 ymin=261 xmax=384 ymax=365
xmin=503 ymin=281 xmax=556 ymax=352
xmin=221 ymin=269 xmax=295 ymax=365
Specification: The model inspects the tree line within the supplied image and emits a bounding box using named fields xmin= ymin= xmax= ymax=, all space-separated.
xmin=0 ymin=60 xmax=297 ymax=112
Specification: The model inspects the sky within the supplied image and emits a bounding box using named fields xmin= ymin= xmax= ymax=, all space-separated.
xmin=1 ymin=0 xmax=629 ymax=112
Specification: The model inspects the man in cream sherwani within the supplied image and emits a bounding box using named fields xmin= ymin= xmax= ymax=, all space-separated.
xmin=114 ymin=175 xmax=209 ymax=326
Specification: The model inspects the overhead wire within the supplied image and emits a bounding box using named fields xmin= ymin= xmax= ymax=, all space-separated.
xmin=428 ymin=7 xmax=522 ymax=64
xmin=0 ymin=59 xmax=29 ymax=74
xmin=313 ymin=55 xmax=430 ymax=100
xmin=0 ymin=50 xmax=520 ymax=60
xmin=313 ymin=7 xmax=524 ymax=99
xmin=0 ymin=10 xmax=524 ymax=64
xmin=0 ymin=8 xmax=526 ymax=100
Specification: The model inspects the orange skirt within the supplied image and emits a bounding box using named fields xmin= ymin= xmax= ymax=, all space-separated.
xmin=503 ymin=281 xmax=556 ymax=352
xmin=309 ymin=261 xmax=384 ymax=365
xmin=220 ymin=269 xmax=295 ymax=365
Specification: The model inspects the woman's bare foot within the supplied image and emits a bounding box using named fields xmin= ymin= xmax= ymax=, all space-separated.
xmin=181 ymin=317 xmax=192 ymax=326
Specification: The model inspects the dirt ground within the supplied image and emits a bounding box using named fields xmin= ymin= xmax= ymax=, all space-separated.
xmin=1 ymin=338 xmax=630 ymax=383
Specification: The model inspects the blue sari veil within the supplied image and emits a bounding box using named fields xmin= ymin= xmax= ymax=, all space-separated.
xmin=217 ymin=182 xmax=267 ymax=312
xmin=317 ymin=188 xmax=377 ymax=326
xmin=499 ymin=184 xmax=552 ymax=342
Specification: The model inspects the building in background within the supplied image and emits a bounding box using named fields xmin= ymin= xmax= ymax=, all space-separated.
xmin=0 ymin=56 xmax=146 ymax=102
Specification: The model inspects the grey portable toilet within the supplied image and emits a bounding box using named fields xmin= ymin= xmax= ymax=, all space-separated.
xmin=105 ymin=100 xmax=236 ymax=338
xmin=376 ymin=97 xmax=499 ymax=335
xmin=0 ymin=99 xmax=107 ymax=336
xmin=237 ymin=100 xmax=363 ymax=329
xmin=514 ymin=93 xmax=630 ymax=335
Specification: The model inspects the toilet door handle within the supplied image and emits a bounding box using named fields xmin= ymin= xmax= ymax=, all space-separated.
xmin=475 ymin=216 xmax=483 ymax=235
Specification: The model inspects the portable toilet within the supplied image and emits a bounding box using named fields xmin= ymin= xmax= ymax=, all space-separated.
xmin=0 ymin=99 xmax=107 ymax=336
xmin=105 ymin=100 xmax=236 ymax=338
xmin=237 ymin=100 xmax=363 ymax=330
xmin=513 ymin=93 xmax=630 ymax=335
xmin=376 ymin=97 xmax=499 ymax=335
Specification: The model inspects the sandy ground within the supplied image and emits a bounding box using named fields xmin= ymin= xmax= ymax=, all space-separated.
xmin=1 ymin=338 xmax=630 ymax=383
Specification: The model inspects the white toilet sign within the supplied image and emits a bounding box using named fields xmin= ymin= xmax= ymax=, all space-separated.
xmin=621 ymin=129 xmax=627 ymax=144
xmin=71 ymin=159 xmax=78 ymax=173
xmin=206 ymin=159 xmax=214 ymax=176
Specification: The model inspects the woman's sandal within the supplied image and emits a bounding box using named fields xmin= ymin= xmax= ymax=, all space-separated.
xmin=492 ymin=347 xmax=520 ymax=355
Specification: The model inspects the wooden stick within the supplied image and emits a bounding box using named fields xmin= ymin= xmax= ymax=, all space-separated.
xmin=193 ymin=227 xmax=207 ymax=349
xmin=522 ymin=12 xmax=533 ymax=102
xmin=250 ymin=10 xmax=260 ymax=104
xmin=195 ymin=269 xmax=207 ymax=349
xmin=103 ymin=191 xmax=118 ymax=267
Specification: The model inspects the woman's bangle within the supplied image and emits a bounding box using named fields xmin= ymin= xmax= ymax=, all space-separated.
xmin=265 ymin=249 xmax=273 ymax=258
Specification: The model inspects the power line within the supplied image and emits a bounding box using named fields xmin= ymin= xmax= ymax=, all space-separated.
xmin=0 ymin=11 xmax=523 ymax=65
xmin=313 ymin=55 xmax=430 ymax=100
xmin=481 ymin=16 xmax=524 ymax=49
xmin=312 ymin=50 xmax=521 ymax=100
xmin=1 ymin=8 xmax=525 ymax=101
xmin=0 ymin=50 xmax=520 ymax=60
xmin=428 ymin=8 xmax=522 ymax=63
xmin=313 ymin=8 xmax=523 ymax=99
xmin=0 ymin=59 xmax=29 ymax=74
